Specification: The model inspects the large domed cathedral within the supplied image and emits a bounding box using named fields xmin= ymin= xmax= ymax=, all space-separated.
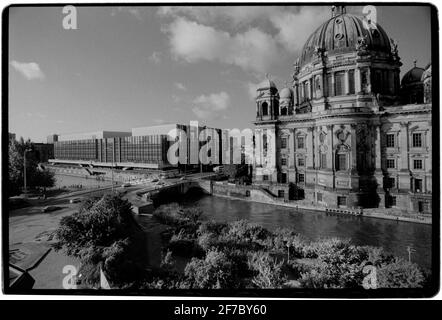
xmin=252 ymin=5 xmax=432 ymax=214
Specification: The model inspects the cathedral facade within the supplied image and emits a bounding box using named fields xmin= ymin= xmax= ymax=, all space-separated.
xmin=252 ymin=6 xmax=432 ymax=214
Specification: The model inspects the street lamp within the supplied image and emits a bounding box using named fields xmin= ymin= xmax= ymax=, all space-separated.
xmin=23 ymin=148 xmax=32 ymax=194
xmin=286 ymin=242 xmax=291 ymax=262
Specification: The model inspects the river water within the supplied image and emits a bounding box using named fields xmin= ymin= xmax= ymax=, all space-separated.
xmin=179 ymin=194 xmax=432 ymax=270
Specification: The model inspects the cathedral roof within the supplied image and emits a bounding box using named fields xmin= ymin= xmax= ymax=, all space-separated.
xmin=298 ymin=7 xmax=392 ymax=68
xmin=401 ymin=65 xmax=425 ymax=86
xmin=279 ymin=87 xmax=293 ymax=99
xmin=257 ymin=78 xmax=277 ymax=91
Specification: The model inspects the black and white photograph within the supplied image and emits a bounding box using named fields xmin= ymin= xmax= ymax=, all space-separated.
xmin=2 ymin=2 xmax=439 ymax=299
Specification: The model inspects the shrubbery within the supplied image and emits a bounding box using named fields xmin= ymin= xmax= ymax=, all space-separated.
xmin=184 ymin=249 xmax=235 ymax=289
xmin=56 ymin=199 xmax=429 ymax=290
xmin=152 ymin=202 xmax=429 ymax=289
xmin=54 ymin=194 xmax=148 ymax=287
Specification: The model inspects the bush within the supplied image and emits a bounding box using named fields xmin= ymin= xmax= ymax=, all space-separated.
xmin=197 ymin=220 xmax=228 ymax=237
xmin=184 ymin=249 xmax=235 ymax=289
xmin=197 ymin=232 xmax=219 ymax=251
xmin=226 ymin=220 xmax=271 ymax=243
xmin=267 ymin=228 xmax=308 ymax=258
xmin=153 ymin=204 xmax=203 ymax=236
xmin=376 ymin=259 xmax=425 ymax=288
xmin=167 ymin=228 xmax=204 ymax=256
xmin=54 ymin=194 xmax=148 ymax=287
xmin=54 ymin=194 xmax=137 ymax=258
xmin=247 ymin=251 xmax=287 ymax=289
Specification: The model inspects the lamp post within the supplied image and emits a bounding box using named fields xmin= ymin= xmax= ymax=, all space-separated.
xmin=286 ymin=242 xmax=291 ymax=262
xmin=407 ymin=246 xmax=416 ymax=263
xmin=23 ymin=149 xmax=32 ymax=194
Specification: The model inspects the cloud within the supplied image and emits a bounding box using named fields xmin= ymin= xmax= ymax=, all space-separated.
xmin=192 ymin=91 xmax=230 ymax=119
xmin=163 ymin=17 xmax=280 ymax=73
xmin=10 ymin=60 xmax=45 ymax=80
xmin=153 ymin=118 xmax=167 ymax=124
xmin=270 ymin=7 xmax=329 ymax=53
xmin=111 ymin=7 xmax=143 ymax=21
xmin=246 ymin=82 xmax=260 ymax=101
xmin=174 ymin=82 xmax=187 ymax=91
xmin=148 ymin=51 xmax=162 ymax=64
xmin=158 ymin=6 xmax=274 ymax=27
xmin=171 ymin=94 xmax=181 ymax=103
xmin=158 ymin=6 xmax=330 ymax=59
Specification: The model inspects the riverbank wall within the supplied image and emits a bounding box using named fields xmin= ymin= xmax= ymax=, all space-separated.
xmin=209 ymin=181 xmax=431 ymax=225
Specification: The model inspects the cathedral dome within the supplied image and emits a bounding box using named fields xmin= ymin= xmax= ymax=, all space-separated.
xmin=401 ymin=65 xmax=425 ymax=86
xmin=257 ymin=78 xmax=277 ymax=91
xmin=298 ymin=7 xmax=392 ymax=68
xmin=279 ymin=87 xmax=293 ymax=99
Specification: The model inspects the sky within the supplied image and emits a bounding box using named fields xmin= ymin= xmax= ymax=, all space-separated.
xmin=8 ymin=4 xmax=432 ymax=142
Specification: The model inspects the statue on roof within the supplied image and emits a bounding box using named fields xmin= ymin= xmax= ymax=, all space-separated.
xmin=390 ymin=38 xmax=399 ymax=60
xmin=356 ymin=35 xmax=368 ymax=51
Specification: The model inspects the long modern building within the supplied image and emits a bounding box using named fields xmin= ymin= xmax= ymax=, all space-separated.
xmin=251 ymin=5 xmax=432 ymax=214
xmin=51 ymin=124 xmax=223 ymax=170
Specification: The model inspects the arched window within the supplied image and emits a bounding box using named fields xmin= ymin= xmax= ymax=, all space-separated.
xmin=262 ymin=102 xmax=268 ymax=116
xmin=335 ymin=153 xmax=347 ymax=171
xmin=281 ymin=106 xmax=287 ymax=116
xmin=348 ymin=70 xmax=355 ymax=94
xmin=335 ymin=71 xmax=345 ymax=96
xmin=263 ymin=134 xmax=268 ymax=153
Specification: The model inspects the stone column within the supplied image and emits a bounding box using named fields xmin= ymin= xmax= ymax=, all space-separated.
xmin=331 ymin=73 xmax=335 ymax=96
xmin=307 ymin=127 xmax=315 ymax=169
xmin=399 ymin=122 xmax=409 ymax=171
xmin=350 ymin=124 xmax=357 ymax=173
xmin=293 ymin=82 xmax=299 ymax=107
xmin=427 ymin=120 xmax=432 ymax=172
xmin=367 ymin=68 xmax=372 ymax=93
xmin=314 ymin=127 xmax=320 ymax=168
xmin=374 ymin=125 xmax=382 ymax=170
xmin=327 ymin=125 xmax=334 ymax=170
xmin=344 ymin=70 xmax=350 ymax=95
xmin=355 ymin=68 xmax=362 ymax=93
xmin=288 ymin=129 xmax=295 ymax=168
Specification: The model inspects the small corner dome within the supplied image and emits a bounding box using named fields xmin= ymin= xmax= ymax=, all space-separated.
xmin=401 ymin=65 xmax=425 ymax=86
xmin=257 ymin=78 xmax=277 ymax=91
xmin=279 ymin=87 xmax=293 ymax=99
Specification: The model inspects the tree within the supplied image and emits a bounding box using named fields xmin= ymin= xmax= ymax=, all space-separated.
xmin=247 ymin=251 xmax=287 ymax=288
xmin=54 ymin=194 xmax=148 ymax=287
xmin=184 ymin=249 xmax=235 ymax=289
xmin=376 ymin=259 xmax=426 ymax=288
xmin=8 ymin=138 xmax=55 ymax=196
xmin=223 ymin=164 xmax=251 ymax=184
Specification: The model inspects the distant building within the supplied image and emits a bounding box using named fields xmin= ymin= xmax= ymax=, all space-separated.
xmin=57 ymin=130 xmax=131 ymax=142
xmin=46 ymin=134 xmax=59 ymax=144
xmin=50 ymin=124 xmax=223 ymax=171
xmin=32 ymin=143 xmax=54 ymax=163
xmin=9 ymin=132 xmax=16 ymax=141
